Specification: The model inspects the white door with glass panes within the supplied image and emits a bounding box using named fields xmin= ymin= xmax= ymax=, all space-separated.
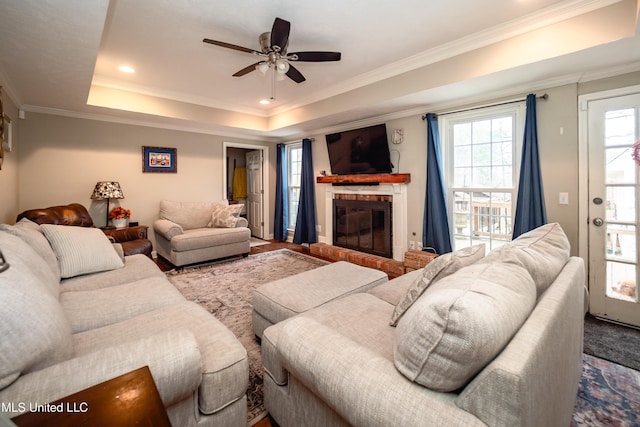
xmin=587 ymin=92 xmax=640 ymax=327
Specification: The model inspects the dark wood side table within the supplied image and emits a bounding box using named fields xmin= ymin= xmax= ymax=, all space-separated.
xmin=12 ymin=366 xmax=171 ymax=427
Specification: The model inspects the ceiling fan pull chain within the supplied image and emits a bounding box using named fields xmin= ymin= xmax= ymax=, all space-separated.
xmin=271 ymin=65 xmax=276 ymax=102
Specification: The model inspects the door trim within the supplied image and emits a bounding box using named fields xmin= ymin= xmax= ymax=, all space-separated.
xmin=578 ymin=85 xmax=640 ymax=299
xmin=222 ymin=141 xmax=271 ymax=240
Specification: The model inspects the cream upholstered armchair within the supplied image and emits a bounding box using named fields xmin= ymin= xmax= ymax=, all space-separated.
xmin=153 ymin=200 xmax=251 ymax=267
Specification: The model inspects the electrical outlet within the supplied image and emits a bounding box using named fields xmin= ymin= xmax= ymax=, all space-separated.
xmin=409 ymin=241 xmax=416 ymax=250
xmin=417 ymin=242 xmax=423 ymax=250
xmin=316 ymin=224 xmax=322 ymax=233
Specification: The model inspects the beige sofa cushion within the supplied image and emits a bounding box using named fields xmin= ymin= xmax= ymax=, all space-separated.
xmin=394 ymin=261 xmax=536 ymax=392
xmin=170 ymin=227 xmax=250 ymax=252
xmin=390 ymin=244 xmax=485 ymax=326
xmin=41 ymin=224 xmax=124 ymax=279
xmin=480 ymin=222 xmax=570 ymax=296
xmin=72 ymin=302 xmax=248 ymax=415
xmin=0 ymin=232 xmax=73 ymax=389
xmin=160 ymin=200 xmax=227 ymax=230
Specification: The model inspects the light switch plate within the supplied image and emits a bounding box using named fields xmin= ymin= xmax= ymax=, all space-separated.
xmin=559 ymin=192 xmax=569 ymax=205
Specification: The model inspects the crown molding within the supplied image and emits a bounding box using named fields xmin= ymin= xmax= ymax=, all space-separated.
xmin=90 ymin=78 xmax=270 ymax=118
xmin=298 ymin=57 xmax=640 ymax=140
xmin=21 ymin=104 xmax=281 ymax=143
xmin=269 ymin=0 xmax=626 ymax=116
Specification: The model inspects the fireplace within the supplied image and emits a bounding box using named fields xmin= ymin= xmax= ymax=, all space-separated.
xmin=320 ymin=175 xmax=410 ymax=262
xmin=333 ymin=195 xmax=392 ymax=258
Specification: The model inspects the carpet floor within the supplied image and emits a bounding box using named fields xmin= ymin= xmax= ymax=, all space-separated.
xmin=583 ymin=314 xmax=640 ymax=372
xmin=166 ymin=249 xmax=328 ymax=425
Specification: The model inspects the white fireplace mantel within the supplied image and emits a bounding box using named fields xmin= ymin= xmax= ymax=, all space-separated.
xmin=323 ymin=183 xmax=408 ymax=262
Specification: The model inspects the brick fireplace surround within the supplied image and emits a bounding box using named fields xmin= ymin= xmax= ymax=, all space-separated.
xmin=314 ymin=174 xmax=410 ymax=278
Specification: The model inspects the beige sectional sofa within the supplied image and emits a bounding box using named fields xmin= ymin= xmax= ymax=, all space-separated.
xmin=153 ymin=200 xmax=251 ymax=267
xmin=0 ymin=218 xmax=249 ymax=426
xmin=263 ymin=223 xmax=585 ymax=427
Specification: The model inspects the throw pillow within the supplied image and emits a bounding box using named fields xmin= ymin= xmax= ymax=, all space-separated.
xmin=390 ymin=244 xmax=485 ymax=326
xmin=40 ymin=224 xmax=124 ymax=279
xmin=480 ymin=222 xmax=570 ymax=296
xmin=208 ymin=203 xmax=244 ymax=228
xmin=393 ymin=261 xmax=536 ymax=392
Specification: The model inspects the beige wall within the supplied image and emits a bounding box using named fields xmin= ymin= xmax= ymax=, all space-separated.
xmin=9 ymin=71 xmax=640 ymax=258
xmin=311 ymin=72 xmax=640 ymax=256
xmin=0 ymin=89 xmax=20 ymax=224
xmin=18 ymin=113 xmax=273 ymax=248
xmin=309 ymin=113 xmax=428 ymax=248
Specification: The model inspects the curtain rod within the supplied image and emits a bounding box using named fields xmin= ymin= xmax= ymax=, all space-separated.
xmin=280 ymin=137 xmax=315 ymax=145
xmin=421 ymin=93 xmax=548 ymax=120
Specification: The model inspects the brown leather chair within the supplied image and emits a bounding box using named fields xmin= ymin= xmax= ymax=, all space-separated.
xmin=17 ymin=203 xmax=153 ymax=257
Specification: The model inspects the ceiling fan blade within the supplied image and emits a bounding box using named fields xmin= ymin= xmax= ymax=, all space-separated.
xmin=290 ymin=51 xmax=341 ymax=62
xmin=286 ymin=64 xmax=306 ymax=83
xmin=270 ymin=17 xmax=290 ymax=53
xmin=233 ymin=62 xmax=262 ymax=77
xmin=203 ymin=38 xmax=259 ymax=55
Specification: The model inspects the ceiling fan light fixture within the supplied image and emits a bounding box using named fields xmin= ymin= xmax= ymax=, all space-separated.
xmin=275 ymin=59 xmax=290 ymax=74
xmin=204 ymin=17 xmax=341 ymax=85
xmin=256 ymin=62 xmax=270 ymax=75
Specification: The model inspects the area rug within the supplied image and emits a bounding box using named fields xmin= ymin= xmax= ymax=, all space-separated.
xmin=166 ymin=249 xmax=328 ymax=425
xmin=572 ymin=353 xmax=640 ymax=426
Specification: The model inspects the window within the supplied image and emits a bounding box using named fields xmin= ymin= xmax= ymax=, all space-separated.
xmin=287 ymin=143 xmax=303 ymax=230
xmin=442 ymin=104 xmax=524 ymax=251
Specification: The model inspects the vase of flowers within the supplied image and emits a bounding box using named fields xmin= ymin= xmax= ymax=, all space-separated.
xmin=109 ymin=207 xmax=131 ymax=228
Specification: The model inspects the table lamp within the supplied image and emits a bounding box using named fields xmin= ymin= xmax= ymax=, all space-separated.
xmin=90 ymin=181 xmax=124 ymax=227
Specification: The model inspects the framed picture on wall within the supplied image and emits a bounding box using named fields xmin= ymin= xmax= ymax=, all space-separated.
xmin=142 ymin=146 xmax=177 ymax=173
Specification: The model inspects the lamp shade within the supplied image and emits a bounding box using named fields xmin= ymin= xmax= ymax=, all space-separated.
xmin=275 ymin=59 xmax=290 ymax=73
xmin=90 ymin=181 xmax=124 ymax=200
xmin=256 ymin=62 xmax=270 ymax=75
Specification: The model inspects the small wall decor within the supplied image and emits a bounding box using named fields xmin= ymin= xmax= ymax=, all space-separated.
xmin=392 ymin=129 xmax=404 ymax=144
xmin=142 ymin=146 xmax=177 ymax=173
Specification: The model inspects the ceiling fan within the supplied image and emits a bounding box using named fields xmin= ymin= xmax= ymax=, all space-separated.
xmin=203 ymin=17 xmax=341 ymax=84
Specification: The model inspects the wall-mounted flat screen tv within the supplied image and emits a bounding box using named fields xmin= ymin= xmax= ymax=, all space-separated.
xmin=325 ymin=124 xmax=393 ymax=175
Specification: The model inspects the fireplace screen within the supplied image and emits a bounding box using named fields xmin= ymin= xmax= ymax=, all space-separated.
xmin=333 ymin=198 xmax=392 ymax=258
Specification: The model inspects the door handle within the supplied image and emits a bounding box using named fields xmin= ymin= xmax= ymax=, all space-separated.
xmin=593 ymin=218 xmax=604 ymax=227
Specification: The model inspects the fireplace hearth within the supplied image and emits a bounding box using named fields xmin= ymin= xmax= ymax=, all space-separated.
xmin=333 ymin=194 xmax=392 ymax=258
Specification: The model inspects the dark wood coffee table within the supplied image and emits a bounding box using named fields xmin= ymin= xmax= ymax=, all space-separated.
xmin=12 ymin=366 xmax=171 ymax=427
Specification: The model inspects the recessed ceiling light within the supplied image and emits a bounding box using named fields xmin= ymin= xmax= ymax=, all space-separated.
xmin=259 ymin=99 xmax=270 ymax=105
xmin=118 ymin=65 xmax=135 ymax=73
